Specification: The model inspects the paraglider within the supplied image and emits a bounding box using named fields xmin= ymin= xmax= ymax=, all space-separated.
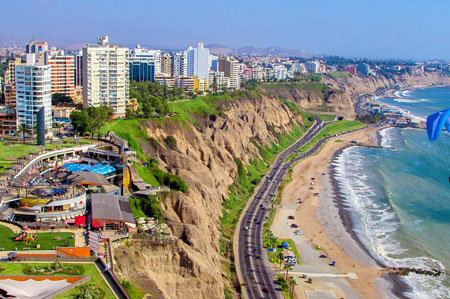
xmin=426 ymin=109 xmax=450 ymax=142
xmin=426 ymin=109 xmax=450 ymax=182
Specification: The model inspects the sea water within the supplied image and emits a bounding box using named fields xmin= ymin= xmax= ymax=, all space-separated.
xmin=333 ymin=87 xmax=450 ymax=298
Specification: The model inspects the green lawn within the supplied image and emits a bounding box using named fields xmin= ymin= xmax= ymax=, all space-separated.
xmin=101 ymin=119 xmax=150 ymax=161
xmin=267 ymin=239 xmax=301 ymax=265
xmin=329 ymin=71 xmax=351 ymax=78
xmin=0 ymin=262 xmax=114 ymax=299
xmin=314 ymin=113 xmax=336 ymax=122
xmin=0 ymin=225 xmax=74 ymax=250
xmin=299 ymin=120 xmax=366 ymax=153
xmin=0 ymin=140 xmax=91 ymax=174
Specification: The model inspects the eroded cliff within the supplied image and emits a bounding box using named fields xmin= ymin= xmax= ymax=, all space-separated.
xmin=113 ymin=94 xmax=307 ymax=298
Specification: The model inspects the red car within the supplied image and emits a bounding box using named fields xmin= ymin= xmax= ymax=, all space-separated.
xmin=291 ymin=223 xmax=298 ymax=228
xmin=288 ymin=215 xmax=295 ymax=220
xmin=262 ymin=286 xmax=269 ymax=293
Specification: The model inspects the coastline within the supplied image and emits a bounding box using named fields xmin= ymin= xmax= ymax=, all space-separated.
xmin=276 ymin=126 xmax=387 ymax=299
xmin=377 ymin=83 xmax=450 ymax=99
xmin=328 ymin=145 xmax=410 ymax=298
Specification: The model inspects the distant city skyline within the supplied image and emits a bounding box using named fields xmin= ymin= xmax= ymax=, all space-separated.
xmin=1 ymin=0 xmax=450 ymax=61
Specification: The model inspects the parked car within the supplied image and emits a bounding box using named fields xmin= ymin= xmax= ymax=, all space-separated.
xmin=319 ymin=254 xmax=328 ymax=258
xmin=262 ymin=286 xmax=269 ymax=292
xmin=291 ymin=223 xmax=298 ymax=228
xmin=244 ymin=226 xmax=249 ymax=230
xmin=288 ymin=215 xmax=295 ymax=220
xmin=294 ymin=230 xmax=302 ymax=235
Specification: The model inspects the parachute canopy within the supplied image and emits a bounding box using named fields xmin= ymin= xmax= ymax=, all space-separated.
xmin=427 ymin=109 xmax=450 ymax=141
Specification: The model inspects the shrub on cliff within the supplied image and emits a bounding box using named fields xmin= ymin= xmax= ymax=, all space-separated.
xmin=164 ymin=135 xmax=177 ymax=149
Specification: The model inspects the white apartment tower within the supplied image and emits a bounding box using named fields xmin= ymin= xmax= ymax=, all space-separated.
xmin=172 ymin=51 xmax=187 ymax=77
xmin=15 ymin=54 xmax=52 ymax=130
xmin=82 ymin=36 xmax=129 ymax=117
xmin=186 ymin=43 xmax=210 ymax=80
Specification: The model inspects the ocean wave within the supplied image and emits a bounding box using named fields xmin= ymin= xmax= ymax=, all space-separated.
xmin=392 ymin=97 xmax=429 ymax=103
xmin=333 ymin=148 xmax=450 ymax=299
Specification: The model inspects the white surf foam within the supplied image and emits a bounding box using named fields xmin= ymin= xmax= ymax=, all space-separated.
xmin=333 ymin=146 xmax=449 ymax=299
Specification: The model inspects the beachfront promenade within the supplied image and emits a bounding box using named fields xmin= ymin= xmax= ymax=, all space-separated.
xmin=235 ymin=118 xmax=327 ymax=299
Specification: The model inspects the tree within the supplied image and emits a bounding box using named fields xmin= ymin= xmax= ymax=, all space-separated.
xmin=289 ymin=276 xmax=297 ymax=298
xmin=17 ymin=123 xmax=29 ymax=144
xmin=70 ymin=105 xmax=112 ymax=135
xmin=284 ymin=263 xmax=292 ymax=279
xmin=276 ymin=252 xmax=284 ymax=275
xmin=52 ymin=93 xmax=74 ymax=105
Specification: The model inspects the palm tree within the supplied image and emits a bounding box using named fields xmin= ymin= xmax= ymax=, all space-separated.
xmin=17 ymin=123 xmax=29 ymax=144
xmin=276 ymin=252 xmax=284 ymax=274
xmin=284 ymin=263 xmax=292 ymax=280
xmin=289 ymin=276 xmax=297 ymax=298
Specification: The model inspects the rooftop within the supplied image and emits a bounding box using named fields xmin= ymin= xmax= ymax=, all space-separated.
xmin=91 ymin=193 xmax=135 ymax=224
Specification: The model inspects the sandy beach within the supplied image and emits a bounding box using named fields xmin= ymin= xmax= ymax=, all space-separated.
xmin=274 ymin=126 xmax=393 ymax=299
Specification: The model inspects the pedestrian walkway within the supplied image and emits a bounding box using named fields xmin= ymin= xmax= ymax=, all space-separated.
xmin=0 ymin=221 xmax=21 ymax=234
xmin=290 ymin=272 xmax=358 ymax=279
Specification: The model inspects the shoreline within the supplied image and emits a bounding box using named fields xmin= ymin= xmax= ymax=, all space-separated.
xmin=378 ymin=83 xmax=450 ymax=98
xmin=277 ymin=126 xmax=386 ymax=299
xmin=328 ymin=145 xmax=410 ymax=298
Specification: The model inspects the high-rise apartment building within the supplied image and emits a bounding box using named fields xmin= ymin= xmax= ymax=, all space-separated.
xmin=82 ymin=36 xmax=129 ymax=117
xmin=25 ymin=40 xmax=48 ymax=62
xmin=15 ymin=54 xmax=52 ymax=130
xmin=3 ymin=58 xmax=21 ymax=85
xmin=75 ymin=51 xmax=83 ymax=87
xmin=218 ymin=57 xmax=241 ymax=89
xmin=161 ymin=53 xmax=172 ymax=76
xmin=47 ymin=50 xmax=76 ymax=98
xmin=186 ymin=43 xmax=210 ymax=80
xmin=129 ymin=51 xmax=155 ymax=82
xmin=172 ymin=52 xmax=187 ymax=77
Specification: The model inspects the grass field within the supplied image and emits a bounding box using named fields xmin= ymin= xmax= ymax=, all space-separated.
xmin=299 ymin=120 xmax=366 ymax=153
xmin=0 ymin=262 xmax=115 ymax=299
xmin=329 ymin=71 xmax=351 ymax=78
xmin=314 ymin=113 xmax=336 ymax=121
xmin=0 ymin=225 xmax=74 ymax=250
xmin=0 ymin=140 xmax=91 ymax=174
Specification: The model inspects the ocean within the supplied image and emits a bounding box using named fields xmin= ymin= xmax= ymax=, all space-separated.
xmin=333 ymin=87 xmax=450 ymax=298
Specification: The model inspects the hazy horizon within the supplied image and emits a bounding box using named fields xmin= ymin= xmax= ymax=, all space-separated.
xmin=1 ymin=0 xmax=450 ymax=61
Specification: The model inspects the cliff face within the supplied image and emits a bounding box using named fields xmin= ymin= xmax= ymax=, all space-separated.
xmin=259 ymin=72 xmax=450 ymax=118
xmin=114 ymin=95 xmax=305 ymax=299
xmin=322 ymin=71 xmax=450 ymax=96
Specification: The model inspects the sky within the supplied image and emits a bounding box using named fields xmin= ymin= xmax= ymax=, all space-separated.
xmin=2 ymin=0 xmax=450 ymax=60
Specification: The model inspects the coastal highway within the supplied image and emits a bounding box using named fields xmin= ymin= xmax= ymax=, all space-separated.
xmin=235 ymin=118 xmax=328 ymax=299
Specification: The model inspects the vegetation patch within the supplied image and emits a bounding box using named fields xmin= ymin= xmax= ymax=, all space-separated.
xmin=121 ymin=279 xmax=147 ymax=299
xmin=74 ymin=284 xmax=106 ymax=299
xmin=329 ymin=71 xmax=351 ymax=78
xmin=129 ymin=196 xmax=163 ymax=220
xmin=299 ymin=120 xmax=366 ymax=153
xmin=23 ymin=260 xmax=85 ymax=275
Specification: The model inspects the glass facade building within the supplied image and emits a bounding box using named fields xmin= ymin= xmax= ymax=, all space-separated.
xmin=129 ymin=60 xmax=155 ymax=82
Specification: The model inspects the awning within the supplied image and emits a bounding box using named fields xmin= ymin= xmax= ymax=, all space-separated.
xmin=64 ymin=218 xmax=75 ymax=224
xmin=74 ymin=216 xmax=85 ymax=226
xmin=92 ymin=221 xmax=104 ymax=228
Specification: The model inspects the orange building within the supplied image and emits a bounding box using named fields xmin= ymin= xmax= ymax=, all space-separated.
xmin=47 ymin=51 xmax=75 ymax=98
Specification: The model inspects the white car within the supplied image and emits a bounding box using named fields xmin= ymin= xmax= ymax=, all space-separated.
xmin=244 ymin=226 xmax=249 ymax=230
xmin=294 ymin=230 xmax=302 ymax=235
